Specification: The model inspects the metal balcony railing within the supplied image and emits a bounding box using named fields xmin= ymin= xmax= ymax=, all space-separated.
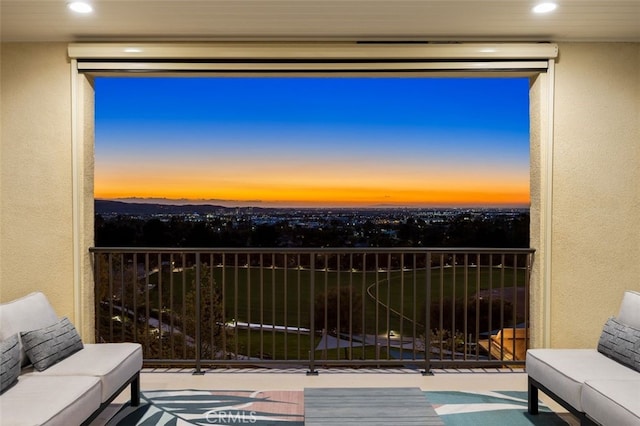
xmin=90 ymin=247 xmax=534 ymax=373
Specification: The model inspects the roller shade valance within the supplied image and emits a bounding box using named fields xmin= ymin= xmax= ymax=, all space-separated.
xmin=69 ymin=42 xmax=557 ymax=73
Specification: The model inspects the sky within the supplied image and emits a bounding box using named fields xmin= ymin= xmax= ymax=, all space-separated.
xmin=95 ymin=77 xmax=530 ymax=208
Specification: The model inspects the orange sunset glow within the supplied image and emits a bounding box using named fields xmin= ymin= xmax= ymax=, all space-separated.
xmin=95 ymin=173 xmax=529 ymax=208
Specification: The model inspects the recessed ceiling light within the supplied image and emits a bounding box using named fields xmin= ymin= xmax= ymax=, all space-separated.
xmin=68 ymin=1 xmax=93 ymax=14
xmin=533 ymin=2 xmax=557 ymax=14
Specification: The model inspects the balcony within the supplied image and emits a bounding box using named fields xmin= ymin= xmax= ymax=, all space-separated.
xmin=91 ymin=247 xmax=534 ymax=373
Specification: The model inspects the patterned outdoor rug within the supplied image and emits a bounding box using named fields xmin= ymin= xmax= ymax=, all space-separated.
xmin=426 ymin=390 xmax=568 ymax=425
xmin=108 ymin=389 xmax=304 ymax=425
xmin=108 ymin=389 xmax=566 ymax=425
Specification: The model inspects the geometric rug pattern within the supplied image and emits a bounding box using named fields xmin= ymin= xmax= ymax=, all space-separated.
xmin=426 ymin=390 xmax=568 ymax=425
xmin=109 ymin=389 xmax=304 ymax=425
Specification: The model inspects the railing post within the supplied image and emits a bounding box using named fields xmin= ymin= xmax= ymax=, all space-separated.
xmin=422 ymin=250 xmax=433 ymax=376
xmin=93 ymin=252 xmax=100 ymax=342
xmin=307 ymin=252 xmax=318 ymax=375
xmin=193 ymin=252 xmax=204 ymax=375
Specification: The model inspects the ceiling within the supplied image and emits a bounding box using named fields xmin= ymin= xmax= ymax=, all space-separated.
xmin=1 ymin=0 xmax=639 ymax=43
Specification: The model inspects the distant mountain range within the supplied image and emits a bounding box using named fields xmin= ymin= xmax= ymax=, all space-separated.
xmin=95 ymin=199 xmax=527 ymax=216
xmin=95 ymin=199 xmax=231 ymax=215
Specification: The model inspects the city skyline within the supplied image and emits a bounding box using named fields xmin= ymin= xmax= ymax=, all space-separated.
xmin=95 ymin=77 xmax=530 ymax=208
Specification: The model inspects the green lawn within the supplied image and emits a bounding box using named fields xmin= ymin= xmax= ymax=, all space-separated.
xmin=145 ymin=264 xmax=527 ymax=337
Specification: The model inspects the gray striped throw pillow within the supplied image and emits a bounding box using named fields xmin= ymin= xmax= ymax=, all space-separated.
xmin=0 ymin=334 xmax=21 ymax=393
xmin=597 ymin=316 xmax=640 ymax=372
xmin=20 ymin=317 xmax=83 ymax=371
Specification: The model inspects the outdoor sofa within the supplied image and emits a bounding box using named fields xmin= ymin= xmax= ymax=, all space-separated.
xmin=0 ymin=292 xmax=142 ymax=425
xmin=527 ymin=290 xmax=640 ymax=425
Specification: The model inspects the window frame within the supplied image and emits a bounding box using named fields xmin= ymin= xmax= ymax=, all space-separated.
xmin=70 ymin=42 xmax=556 ymax=347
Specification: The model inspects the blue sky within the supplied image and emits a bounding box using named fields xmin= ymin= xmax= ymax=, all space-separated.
xmin=95 ymin=76 xmax=530 ymax=208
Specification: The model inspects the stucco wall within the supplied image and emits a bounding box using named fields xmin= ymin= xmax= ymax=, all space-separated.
xmin=550 ymin=42 xmax=640 ymax=347
xmin=1 ymin=42 xmax=639 ymax=348
xmin=0 ymin=43 xmax=76 ymax=320
xmin=528 ymin=72 xmax=549 ymax=349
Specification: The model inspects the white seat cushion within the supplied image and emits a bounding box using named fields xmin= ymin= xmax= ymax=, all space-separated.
xmin=527 ymin=348 xmax=637 ymax=411
xmin=0 ymin=375 xmax=101 ymax=426
xmin=29 ymin=343 xmax=142 ymax=402
xmin=581 ymin=380 xmax=640 ymax=426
